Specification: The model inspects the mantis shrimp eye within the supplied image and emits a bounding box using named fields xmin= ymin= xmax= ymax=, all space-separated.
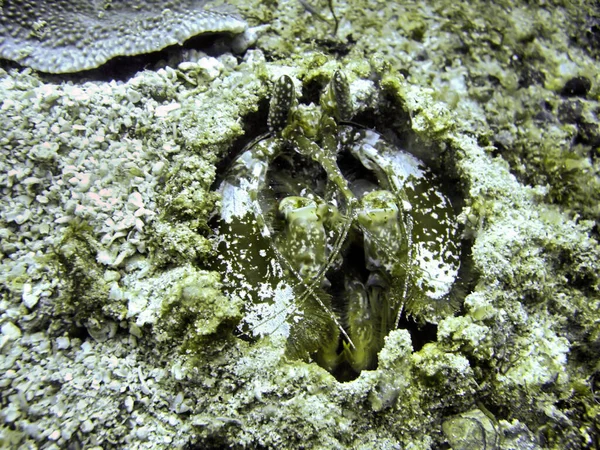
xmin=268 ymin=75 xmax=295 ymax=134
xmin=321 ymin=70 xmax=352 ymax=122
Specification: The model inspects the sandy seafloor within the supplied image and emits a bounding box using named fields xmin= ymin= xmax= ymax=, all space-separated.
xmin=1 ymin=1 xmax=599 ymax=449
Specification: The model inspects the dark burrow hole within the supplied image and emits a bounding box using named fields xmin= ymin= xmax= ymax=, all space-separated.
xmin=211 ymin=79 xmax=476 ymax=383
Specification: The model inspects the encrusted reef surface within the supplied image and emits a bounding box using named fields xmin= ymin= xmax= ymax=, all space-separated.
xmin=0 ymin=1 xmax=599 ymax=448
xmin=0 ymin=0 xmax=247 ymax=73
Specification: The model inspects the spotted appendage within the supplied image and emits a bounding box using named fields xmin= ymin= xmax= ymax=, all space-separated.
xmin=268 ymin=75 xmax=295 ymax=134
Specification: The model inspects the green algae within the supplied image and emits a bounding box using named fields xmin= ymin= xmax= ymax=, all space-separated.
xmin=52 ymin=221 xmax=119 ymax=321
xmin=159 ymin=270 xmax=242 ymax=351
xmin=442 ymin=407 xmax=499 ymax=450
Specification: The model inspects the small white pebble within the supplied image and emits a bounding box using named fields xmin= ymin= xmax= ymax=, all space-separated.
xmin=127 ymin=89 xmax=142 ymax=104
xmin=109 ymin=283 xmax=124 ymax=301
xmin=56 ymin=336 xmax=70 ymax=349
xmin=128 ymin=192 xmax=144 ymax=209
xmin=76 ymin=173 xmax=92 ymax=192
xmin=197 ymin=57 xmax=224 ymax=80
xmin=80 ymin=419 xmax=94 ymax=433
xmin=80 ymin=341 xmax=93 ymax=353
xmin=3 ymin=404 xmax=20 ymax=422
xmin=116 ymin=216 xmax=135 ymax=231
xmin=55 ymin=215 xmax=73 ymax=224
xmin=103 ymin=270 xmax=121 ymax=282
xmin=1 ymin=322 xmax=22 ymax=341
xmin=14 ymin=210 xmax=32 ymax=225
xmin=97 ymin=249 xmax=115 ymax=266
xmin=99 ymin=188 xmax=114 ymax=198
xmin=22 ymin=283 xmax=39 ymax=308
xmin=155 ymin=102 xmax=181 ymax=117
xmin=124 ymin=396 xmax=134 ymax=413
xmin=151 ymin=161 xmax=165 ymax=175
xmin=49 ymin=430 xmax=61 ymax=441
xmin=136 ymin=426 xmax=150 ymax=440
xmin=134 ymin=207 xmax=148 ymax=217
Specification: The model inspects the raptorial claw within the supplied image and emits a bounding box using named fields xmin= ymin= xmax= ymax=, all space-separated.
xmin=278 ymin=196 xmax=329 ymax=281
xmin=358 ymin=190 xmax=408 ymax=273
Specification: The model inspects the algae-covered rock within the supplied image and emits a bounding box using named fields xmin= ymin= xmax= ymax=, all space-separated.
xmin=443 ymin=408 xmax=498 ymax=450
xmin=159 ymin=270 xmax=242 ymax=348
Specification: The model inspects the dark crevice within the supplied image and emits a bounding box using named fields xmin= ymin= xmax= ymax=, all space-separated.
xmin=402 ymin=320 xmax=437 ymax=351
